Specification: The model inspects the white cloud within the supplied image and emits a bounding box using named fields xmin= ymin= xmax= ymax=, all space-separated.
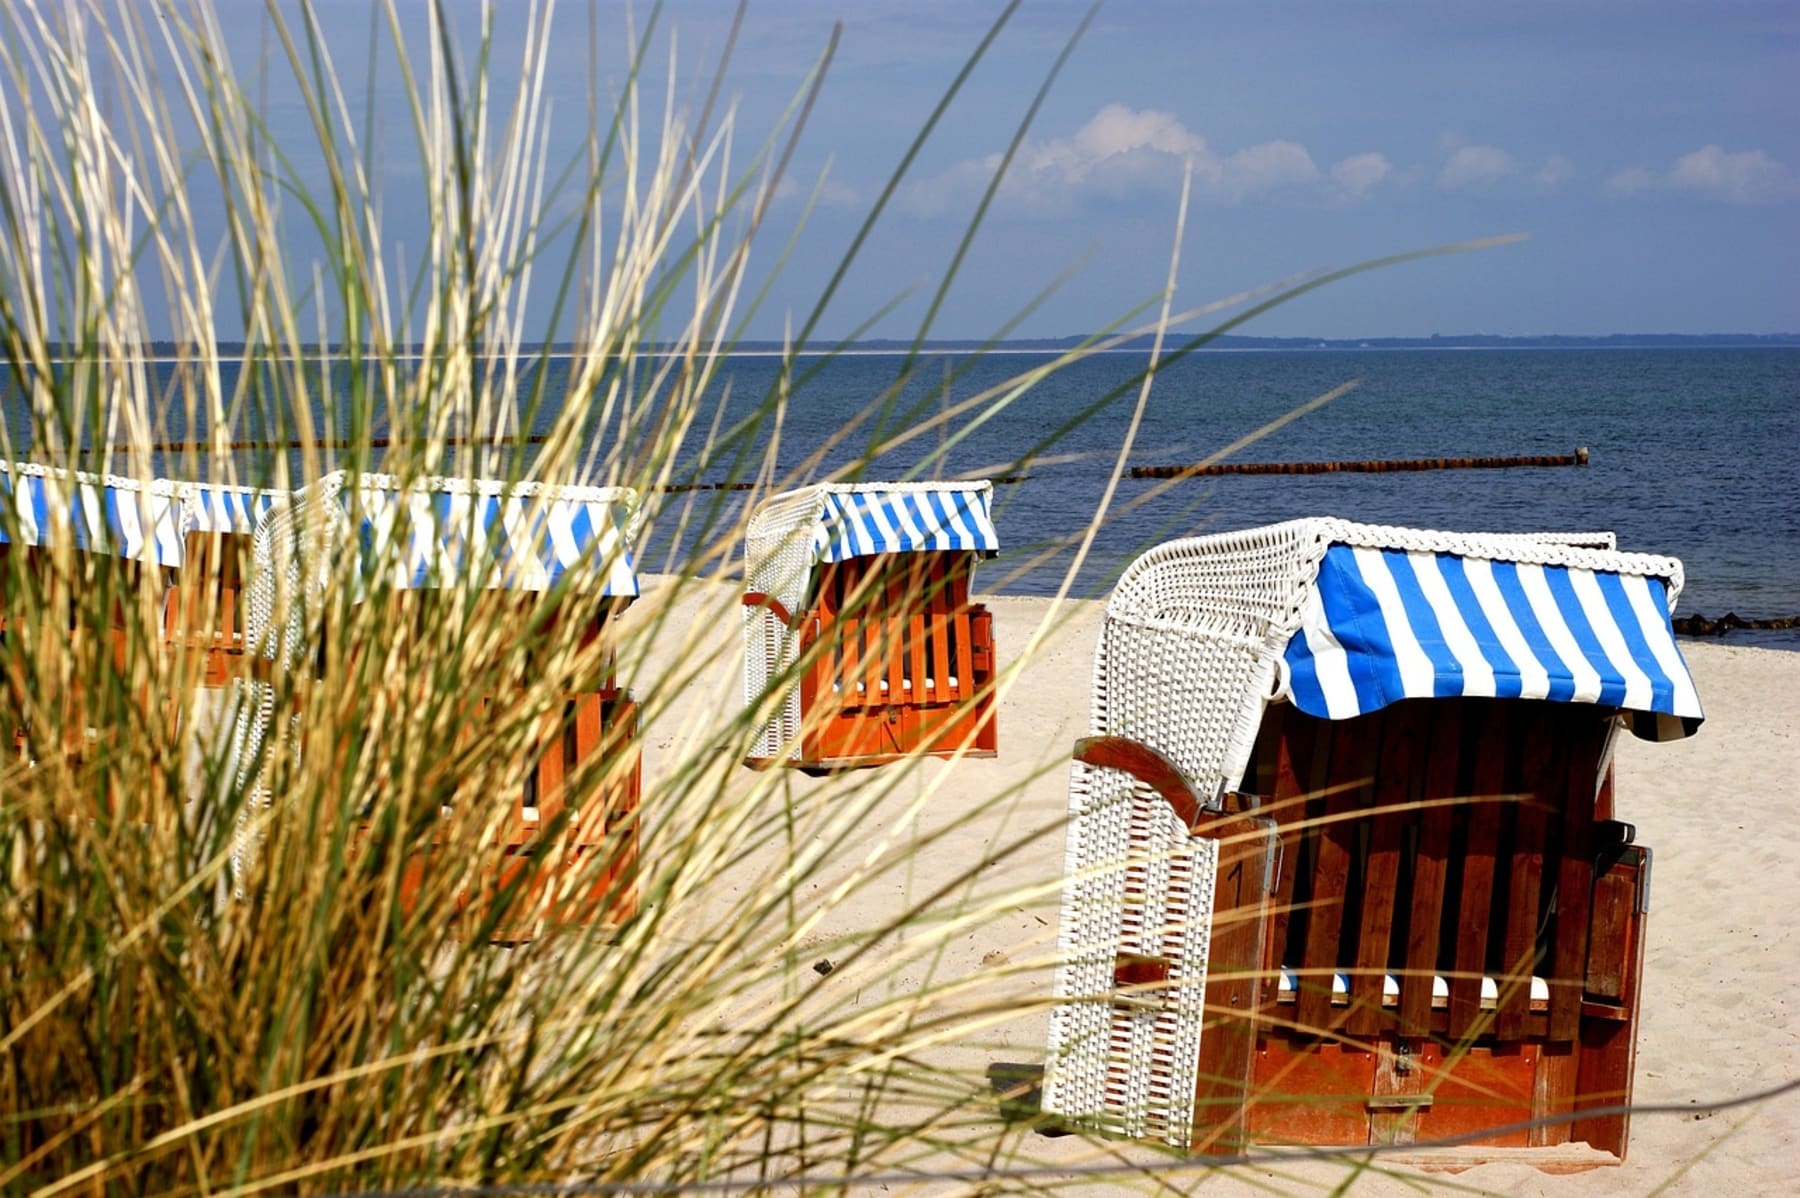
xmin=1056 ymin=104 xmax=1208 ymax=176
xmin=903 ymin=105 xmax=1363 ymax=217
xmin=1437 ymin=144 xmax=1517 ymax=190
xmin=1534 ymin=155 xmax=1575 ymax=190
xmin=1219 ymin=140 xmax=1319 ymax=199
xmin=771 ymin=173 xmax=861 ymax=211
xmin=1666 ymin=144 xmax=1789 ymax=204
xmin=902 ymin=105 xmax=1196 ymax=218
xmin=1605 ymin=147 xmax=1793 ymax=204
xmin=1330 ymin=152 xmax=1391 ymax=199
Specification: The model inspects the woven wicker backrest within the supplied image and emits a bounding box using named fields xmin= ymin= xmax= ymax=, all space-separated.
xmin=1043 ymin=522 xmax=1316 ymax=1143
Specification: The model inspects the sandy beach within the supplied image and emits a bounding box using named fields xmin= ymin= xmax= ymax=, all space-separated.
xmin=626 ymin=576 xmax=1800 ymax=1194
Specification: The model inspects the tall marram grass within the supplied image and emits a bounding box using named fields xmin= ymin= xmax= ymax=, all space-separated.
xmin=0 ymin=2 xmax=1121 ymax=1190
xmin=0 ymin=1 xmax=1519 ymax=1192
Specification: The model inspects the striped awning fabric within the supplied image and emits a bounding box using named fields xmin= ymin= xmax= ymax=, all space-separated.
xmin=346 ymin=480 xmax=639 ymax=596
xmin=182 ymin=483 xmax=281 ymax=536
xmin=812 ymin=483 xmax=999 ymax=563
xmin=1283 ymin=543 xmax=1704 ymax=740
xmin=0 ymin=463 xmax=183 ymax=565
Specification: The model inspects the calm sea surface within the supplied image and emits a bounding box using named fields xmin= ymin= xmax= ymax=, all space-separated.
xmin=646 ymin=347 xmax=1800 ymax=650
xmin=9 ymin=347 xmax=1798 ymax=649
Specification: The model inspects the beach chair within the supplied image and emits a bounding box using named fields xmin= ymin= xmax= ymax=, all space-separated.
xmin=242 ymin=471 xmax=642 ymax=940
xmin=164 ymin=483 xmax=280 ymax=688
xmin=1041 ymin=519 xmax=1703 ymax=1167
xmin=742 ymin=481 xmax=1000 ymax=770
xmin=0 ymin=462 xmax=182 ymax=770
xmin=155 ymin=482 xmax=285 ymax=818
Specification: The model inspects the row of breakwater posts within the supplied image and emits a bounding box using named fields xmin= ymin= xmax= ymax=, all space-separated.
xmin=1672 ymin=611 xmax=1800 ymax=636
xmin=1130 ymin=446 xmax=1589 ymax=478
xmin=149 ymin=435 xmax=1589 ymax=483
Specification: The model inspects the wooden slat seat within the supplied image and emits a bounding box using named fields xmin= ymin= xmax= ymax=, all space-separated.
xmin=372 ymin=596 xmax=641 ymax=942
xmin=775 ymin=551 xmax=997 ymax=769
xmin=1237 ymin=695 xmax=1650 ymax=1159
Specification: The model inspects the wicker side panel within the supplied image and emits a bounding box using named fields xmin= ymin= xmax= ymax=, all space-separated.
xmin=1093 ymin=615 xmax=1279 ymax=808
xmin=1043 ymin=761 xmax=1219 ymax=1146
xmin=743 ymin=489 xmax=827 ymax=762
xmin=742 ymin=604 xmax=803 ymax=762
xmin=231 ymin=477 xmax=345 ymax=889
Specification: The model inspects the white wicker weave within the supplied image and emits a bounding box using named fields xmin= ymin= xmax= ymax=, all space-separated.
xmin=1041 ymin=517 xmax=1694 ymax=1147
xmin=230 ymin=474 xmax=348 ymax=891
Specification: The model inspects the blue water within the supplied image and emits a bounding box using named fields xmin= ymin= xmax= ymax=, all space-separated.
xmin=641 ymin=347 xmax=1800 ymax=649
xmin=8 ymin=346 xmax=1798 ymax=648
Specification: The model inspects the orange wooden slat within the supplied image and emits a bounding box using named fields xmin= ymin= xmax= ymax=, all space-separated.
xmin=1256 ymin=706 xmax=1308 ymax=1020
xmin=1499 ymin=706 xmax=1563 ymax=1039
xmin=906 ymin=610 xmax=925 ymax=698
xmin=948 ymin=611 xmax=973 ymax=703
xmin=601 ymin=695 xmax=639 ymax=899
xmin=1190 ymin=811 xmax=1280 ymax=1155
xmin=929 ymin=610 xmax=953 ymax=702
xmin=531 ymin=700 xmax=567 ymax=836
xmin=1296 ymin=718 xmax=1365 ymax=1034
xmin=861 ymin=615 xmax=886 ymax=704
xmin=838 ymin=616 xmax=864 ymax=710
xmin=884 ymin=605 xmax=906 ymax=705
xmin=1398 ymin=702 xmax=1462 ymax=1036
xmin=1450 ymin=703 xmax=1511 ymax=1042
xmin=1349 ymin=704 xmax=1418 ymax=1036
xmin=1548 ymin=724 xmax=1601 ymax=1040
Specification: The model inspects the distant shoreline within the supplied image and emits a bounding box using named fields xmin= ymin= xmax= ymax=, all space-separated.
xmin=30 ymin=334 xmax=1800 ymax=365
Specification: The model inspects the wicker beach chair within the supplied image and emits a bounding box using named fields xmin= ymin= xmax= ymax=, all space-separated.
xmin=742 ymin=480 xmax=1000 ymax=769
xmin=1041 ymin=518 xmax=1703 ymax=1166
xmin=1 ymin=461 xmax=182 ymax=769
xmin=165 ymin=482 xmax=281 ymax=687
xmin=240 ymin=471 xmax=643 ymax=939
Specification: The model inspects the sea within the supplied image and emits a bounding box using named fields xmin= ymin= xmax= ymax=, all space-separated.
xmin=7 ymin=345 xmax=1798 ymax=650
xmin=637 ymin=346 xmax=1800 ymax=651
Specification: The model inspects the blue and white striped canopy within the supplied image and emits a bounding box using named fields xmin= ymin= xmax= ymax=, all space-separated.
xmin=347 ymin=482 xmax=639 ymax=597
xmin=1283 ymin=543 xmax=1703 ymax=740
xmin=182 ymin=483 xmax=281 ymax=536
xmin=0 ymin=465 xmax=183 ymax=566
xmin=813 ymin=485 xmax=999 ymax=563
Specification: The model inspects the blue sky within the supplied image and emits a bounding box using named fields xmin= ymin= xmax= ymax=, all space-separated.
xmin=243 ymin=1 xmax=1799 ymax=342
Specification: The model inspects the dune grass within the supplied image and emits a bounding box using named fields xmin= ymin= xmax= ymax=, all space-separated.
xmin=0 ymin=2 xmax=1126 ymax=1189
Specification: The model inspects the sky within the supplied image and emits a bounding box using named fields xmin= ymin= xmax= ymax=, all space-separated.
xmin=221 ymin=1 xmax=1800 ymax=342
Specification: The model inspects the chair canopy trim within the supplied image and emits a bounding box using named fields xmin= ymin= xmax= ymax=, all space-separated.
xmin=744 ymin=480 xmax=999 ymax=624
xmin=339 ymin=472 xmax=640 ymax=596
xmin=810 ymin=483 xmax=999 ymax=563
xmin=0 ymin=461 xmax=183 ymax=565
xmin=178 ymin=482 xmax=283 ymax=537
xmin=1282 ymin=540 xmax=1703 ymax=738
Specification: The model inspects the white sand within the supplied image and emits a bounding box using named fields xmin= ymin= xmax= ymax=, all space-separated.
xmin=628 ymin=578 xmax=1800 ymax=1194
